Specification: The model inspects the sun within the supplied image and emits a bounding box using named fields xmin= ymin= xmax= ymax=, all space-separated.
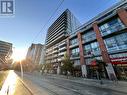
xmin=11 ymin=48 xmax=27 ymax=62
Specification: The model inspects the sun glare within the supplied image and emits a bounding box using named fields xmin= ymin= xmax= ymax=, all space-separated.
xmin=11 ymin=48 xmax=27 ymax=62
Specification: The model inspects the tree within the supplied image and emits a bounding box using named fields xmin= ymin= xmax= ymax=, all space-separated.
xmin=61 ymin=52 xmax=74 ymax=75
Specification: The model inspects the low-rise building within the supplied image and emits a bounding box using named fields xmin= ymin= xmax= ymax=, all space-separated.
xmin=26 ymin=44 xmax=45 ymax=65
xmin=0 ymin=40 xmax=12 ymax=64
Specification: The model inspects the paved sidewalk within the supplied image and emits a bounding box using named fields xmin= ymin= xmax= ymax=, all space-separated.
xmin=30 ymin=72 xmax=127 ymax=94
xmin=0 ymin=70 xmax=32 ymax=95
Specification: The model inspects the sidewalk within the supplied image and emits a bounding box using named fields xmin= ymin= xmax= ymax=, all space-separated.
xmin=33 ymin=72 xmax=127 ymax=94
xmin=0 ymin=70 xmax=33 ymax=95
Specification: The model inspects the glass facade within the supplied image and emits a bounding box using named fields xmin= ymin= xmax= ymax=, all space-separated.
xmin=70 ymin=38 xmax=78 ymax=45
xmin=73 ymin=60 xmax=80 ymax=66
xmin=99 ymin=18 xmax=125 ymax=36
xmin=104 ymin=32 xmax=127 ymax=52
xmin=84 ymin=42 xmax=100 ymax=55
xmin=71 ymin=48 xmax=80 ymax=57
xmin=82 ymin=30 xmax=96 ymax=42
xmin=67 ymin=10 xmax=81 ymax=35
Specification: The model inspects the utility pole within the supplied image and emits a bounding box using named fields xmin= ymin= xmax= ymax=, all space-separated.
xmin=20 ymin=60 xmax=23 ymax=79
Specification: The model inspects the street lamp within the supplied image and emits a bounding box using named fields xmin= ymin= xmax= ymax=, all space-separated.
xmin=20 ymin=60 xmax=23 ymax=79
xmin=12 ymin=47 xmax=24 ymax=79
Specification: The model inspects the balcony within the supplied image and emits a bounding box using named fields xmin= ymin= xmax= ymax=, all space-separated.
xmin=53 ymin=45 xmax=58 ymax=50
xmin=58 ymin=58 xmax=62 ymax=61
xmin=52 ymin=50 xmax=58 ymax=54
xmin=52 ymin=54 xmax=58 ymax=58
xmin=59 ymin=46 xmax=66 ymax=51
xmin=58 ymin=57 xmax=64 ymax=61
xmin=58 ymin=52 xmax=65 ymax=56
xmin=51 ymin=59 xmax=57 ymax=63
xmin=59 ymin=41 xmax=66 ymax=47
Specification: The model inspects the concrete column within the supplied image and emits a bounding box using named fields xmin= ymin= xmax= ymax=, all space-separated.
xmin=77 ymin=32 xmax=87 ymax=77
xmin=57 ymin=66 xmax=61 ymax=75
xmin=117 ymin=8 xmax=127 ymax=27
xmin=93 ymin=22 xmax=116 ymax=80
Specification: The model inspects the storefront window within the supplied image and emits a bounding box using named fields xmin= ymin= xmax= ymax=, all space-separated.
xmin=99 ymin=18 xmax=125 ymax=36
xmin=82 ymin=30 xmax=96 ymax=42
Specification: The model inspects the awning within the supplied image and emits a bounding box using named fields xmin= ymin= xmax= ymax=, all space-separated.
xmin=111 ymin=57 xmax=127 ymax=64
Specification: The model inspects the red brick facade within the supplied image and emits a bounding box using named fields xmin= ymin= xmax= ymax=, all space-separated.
xmin=92 ymin=22 xmax=111 ymax=63
xmin=117 ymin=8 xmax=127 ymax=27
xmin=77 ymin=32 xmax=86 ymax=65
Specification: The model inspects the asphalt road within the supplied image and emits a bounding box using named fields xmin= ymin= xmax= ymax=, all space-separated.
xmin=21 ymin=72 xmax=127 ymax=95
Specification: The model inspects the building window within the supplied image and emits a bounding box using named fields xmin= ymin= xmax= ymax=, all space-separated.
xmin=74 ymin=60 xmax=80 ymax=66
xmin=70 ymin=38 xmax=78 ymax=45
xmin=84 ymin=42 xmax=100 ymax=55
xmin=104 ymin=37 xmax=119 ymax=51
xmin=82 ymin=30 xmax=96 ymax=42
xmin=84 ymin=44 xmax=91 ymax=55
xmin=71 ymin=48 xmax=79 ymax=57
xmin=116 ymin=33 xmax=127 ymax=49
xmin=104 ymin=32 xmax=127 ymax=52
xmin=99 ymin=18 xmax=125 ymax=36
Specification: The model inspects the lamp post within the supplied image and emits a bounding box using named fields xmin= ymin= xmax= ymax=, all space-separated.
xmin=12 ymin=47 xmax=24 ymax=79
xmin=20 ymin=60 xmax=23 ymax=79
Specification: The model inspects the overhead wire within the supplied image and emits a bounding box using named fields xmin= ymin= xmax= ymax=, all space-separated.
xmin=31 ymin=0 xmax=65 ymax=43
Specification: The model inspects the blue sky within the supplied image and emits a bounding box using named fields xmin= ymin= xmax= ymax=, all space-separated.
xmin=0 ymin=0 xmax=119 ymax=58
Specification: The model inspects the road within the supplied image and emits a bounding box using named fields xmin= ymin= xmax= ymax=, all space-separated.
xmin=21 ymin=72 xmax=127 ymax=95
xmin=1 ymin=70 xmax=126 ymax=95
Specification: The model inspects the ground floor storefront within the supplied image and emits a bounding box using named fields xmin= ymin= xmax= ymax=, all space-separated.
xmin=86 ymin=56 xmax=127 ymax=81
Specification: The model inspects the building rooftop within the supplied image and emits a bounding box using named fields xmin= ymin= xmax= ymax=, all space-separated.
xmin=76 ymin=0 xmax=127 ymax=32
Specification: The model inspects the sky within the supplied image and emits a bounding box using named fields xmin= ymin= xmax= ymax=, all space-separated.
xmin=0 ymin=0 xmax=119 ymax=60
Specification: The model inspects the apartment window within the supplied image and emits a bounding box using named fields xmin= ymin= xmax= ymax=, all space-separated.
xmin=84 ymin=42 xmax=100 ymax=55
xmin=99 ymin=18 xmax=125 ymax=36
xmin=82 ymin=30 xmax=96 ymax=42
xmin=71 ymin=48 xmax=79 ymax=57
xmin=104 ymin=32 xmax=127 ymax=52
xmin=70 ymin=38 xmax=78 ymax=45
